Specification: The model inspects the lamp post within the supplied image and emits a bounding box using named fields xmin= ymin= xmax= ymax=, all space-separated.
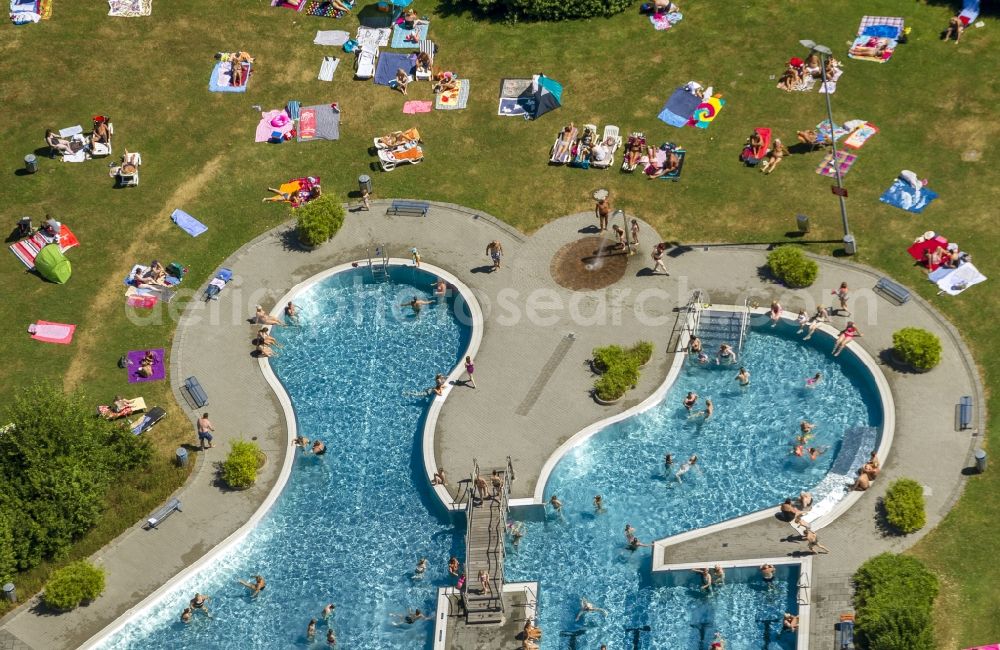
xmin=800 ymin=39 xmax=856 ymax=255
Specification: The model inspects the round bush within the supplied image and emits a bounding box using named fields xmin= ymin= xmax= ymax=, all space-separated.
xmin=44 ymin=561 xmax=105 ymax=610
xmin=295 ymin=195 xmax=345 ymax=248
xmin=892 ymin=328 xmax=942 ymax=371
xmin=884 ymin=478 xmax=926 ymax=534
xmin=767 ymin=246 xmax=818 ymax=288
xmin=853 ymin=553 xmax=938 ymax=650
xmin=221 ymin=440 xmax=261 ymax=490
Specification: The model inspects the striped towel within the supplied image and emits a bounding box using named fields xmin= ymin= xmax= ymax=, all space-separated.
xmin=435 ymin=79 xmax=469 ymax=110
xmin=857 ymin=15 xmax=904 ymax=36
xmin=318 ymin=56 xmax=339 ymax=81
xmin=9 ymin=225 xmax=79 ymax=269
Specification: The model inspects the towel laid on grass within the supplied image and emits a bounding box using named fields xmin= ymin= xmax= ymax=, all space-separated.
xmin=843 ymin=122 xmax=878 ymax=149
xmin=126 ymin=293 xmax=159 ymax=308
xmin=127 ymin=348 xmax=166 ymax=383
xmin=658 ymin=88 xmax=702 ymax=128
xmin=435 ymin=79 xmax=469 ymax=110
xmin=108 ymin=0 xmax=151 ymax=16
xmin=356 ymin=26 xmax=390 ymax=48
xmin=690 ymin=96 xmax=724 ymax=129
xmin=255 ymin=109 xmax=294 ymax=142
xmin=649 ymin=11 xmax=681 ymax=30
xmin=272 ymin=0 xmax=305 ymax=9
xmin=306 ymin=0 xmax=351 ymax=18
xmin=209 ymin=61 xmax=251 ymax=93
xmin=9 ymin=224 xmax=79 ymax=269
xmin=391 ymin=22 xmax=428 ymax=49
xmin=880 ymin=178 xmax=938 ymax=213
xmin=29 ymin=320 xmax=75 ymax=344
xmin=171 ymin=209 xmax=207 ymax=237
xmin=816 ymin=150 xmax=858 ymax=178
xmin=374 ymin=52 xmax=416 ymax=86
xmin=318 ymin=56 xmax=339 ymax=81
xmin=314 ymin=29 xmax=350 ymax=45
xmin=403 ymin=100 xmax=433 ymax=114
xmin=931 ymin=263 xmax=987 ymax=296
xmin=297 ymin=104 xmax=341 ymax=141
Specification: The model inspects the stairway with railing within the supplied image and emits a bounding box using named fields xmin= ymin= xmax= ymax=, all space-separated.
xmin=366 ymin=244 xmax=389 ymax=281
xmin=461 ymin=457 xmax=514 ymax=625
xmin=692 ymin=303 xmax=751 ymax=361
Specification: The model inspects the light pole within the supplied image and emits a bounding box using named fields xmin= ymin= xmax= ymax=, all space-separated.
xmin=800 ymin=39 xmax=856 ymax=255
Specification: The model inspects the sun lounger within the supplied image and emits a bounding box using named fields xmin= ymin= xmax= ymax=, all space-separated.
xmin=354 ymin=44 xmax=378 ymax=80
xmin=621 ymin=132 xmax=646 ymax=172
xmin=591 ymin=125 xmax=621 ymax=169
xmin=374 ymin=128 xmax=421 ymax=150
xmin=569 ymin=123 xmax=599 ymax=169
xmin=97 ymin=397 xmax=147 ymax=420
xmin=378 ymin=143 xmax=424 ymax=171
xmin=550 ymin=125 xmax=578 ymax=164
xmin=129 ymin=406 xmax=166 ymax=436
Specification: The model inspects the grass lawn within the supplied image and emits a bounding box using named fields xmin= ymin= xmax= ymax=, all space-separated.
xmin=0 ymin=0 xmax=997 ymax=643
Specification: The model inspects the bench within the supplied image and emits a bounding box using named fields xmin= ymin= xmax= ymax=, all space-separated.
xmin=958 ymin=396 xmax=973 ymax=431
xmin=873 ymin=277 xmax=911 ymax=305
xmin=144 ymin=498 xmax=181 ymax=529
xmin=183 ymin=376 xmax=209 ymax=409
xmin=386 ymin=200 xmax=430 ymax=217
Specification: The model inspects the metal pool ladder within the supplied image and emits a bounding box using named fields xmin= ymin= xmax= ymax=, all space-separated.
xmin=736 ymin=297 xmax=751 ymax=355
xmin=367 ymin=244 xmax=389 ymax=281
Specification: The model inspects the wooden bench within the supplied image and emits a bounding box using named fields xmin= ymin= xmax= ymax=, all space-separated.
xmin=183 ymin=376 xmax=209 ymax=409
xmin=874 ymin=277 xmax=911 ymax=305
xmin=144 ymin=498 xmax=181 ymax=529
xmin=386 ymin=200 xmax=430 ymax=217
xmin=958 ymin=396 xmax=973 ymax=431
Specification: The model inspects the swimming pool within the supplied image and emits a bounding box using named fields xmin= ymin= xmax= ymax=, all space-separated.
xmin=98 ymin=281 xmax=881 ymax=649
xmin=502 ymin=322 xmax=881 ymax=648
xmin=98 ymin=265 xmax=473 ymax=649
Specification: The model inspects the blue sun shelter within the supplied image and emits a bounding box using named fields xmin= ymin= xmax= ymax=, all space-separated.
xmin=524 ymin=73 xmax=563 ymax=120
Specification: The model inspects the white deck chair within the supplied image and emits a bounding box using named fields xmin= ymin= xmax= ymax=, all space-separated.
xmin=591 ymin=125 xmax=621 ymax=169
xmin=90 ymin=122 xmax=114 ymax=157
xmin=378 ymin=144 xmax=424 ymax=172
xmin=354 ymin=44 xmax=378 ymax=80
xmin=416 ymin=40 xmax=434 ymax=81
xmin=116 ymin=151 xmax=141 ymax=187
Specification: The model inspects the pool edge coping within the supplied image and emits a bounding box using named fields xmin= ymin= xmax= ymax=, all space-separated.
xmin=81 ymin=258 xmax=483 ymax=650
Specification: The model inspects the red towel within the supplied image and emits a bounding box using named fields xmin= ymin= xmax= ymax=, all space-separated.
xmin=907 ymin=236 xmax=948 ymax=270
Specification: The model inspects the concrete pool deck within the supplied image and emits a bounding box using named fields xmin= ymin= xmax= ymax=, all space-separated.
xmin=0 ymin=202 xmax=984 ymax=650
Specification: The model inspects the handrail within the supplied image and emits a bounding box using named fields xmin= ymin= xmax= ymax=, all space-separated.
xmin=737 ymin=297 xmax=750 ymax=355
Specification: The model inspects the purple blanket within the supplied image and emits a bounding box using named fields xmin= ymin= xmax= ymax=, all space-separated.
xmin=127 ymin=348 xmax=166 ymax=383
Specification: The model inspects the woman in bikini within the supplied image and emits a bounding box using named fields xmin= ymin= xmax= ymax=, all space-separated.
xmin=760 ymin=138 xmax=788 ymax=174
xmin=552 ymin=123 xmax=575 ymax=161
xmin=832 ymin=321 xmax=862 ymax=356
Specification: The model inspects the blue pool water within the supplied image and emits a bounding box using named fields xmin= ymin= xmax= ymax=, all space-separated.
xmin=101 ymin=275 xmax=881 ymax=649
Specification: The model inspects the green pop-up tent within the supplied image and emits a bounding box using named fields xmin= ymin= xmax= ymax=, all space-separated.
xmin=35 ymin=244 xmax=72 ymax=284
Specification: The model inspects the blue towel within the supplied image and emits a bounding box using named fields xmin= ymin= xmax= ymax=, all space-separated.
xmin=208 ymin=62 xmax=251 ymax=93
xmin=374 ymin=52 xmax=416 ymax=86
xmin=657 ymin=88 xmax=701 ymax=128
xmin=862 ymin=24 xmax=900 ymax=39
xmin=391 ymin=23 xmax=428 ymax=49
xmin=287 ymin=100 xmax=301 ymax=121
xmin=171 ymin=209 xmax=208 ymax=237
xmin=879 ymin=179 xmax=938 ymax=214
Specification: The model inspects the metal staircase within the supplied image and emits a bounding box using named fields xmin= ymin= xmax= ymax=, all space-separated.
xmin=462 ymin=457 xmax=514 ymax=625
xmin=366 ymin=244 xmax=389 ymax=281
xmin=693 ymin=309 xmax=744 ymax=357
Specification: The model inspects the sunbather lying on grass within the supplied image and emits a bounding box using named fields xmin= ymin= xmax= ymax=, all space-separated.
xmin=645 ymin=146 xmax=679 ymax=179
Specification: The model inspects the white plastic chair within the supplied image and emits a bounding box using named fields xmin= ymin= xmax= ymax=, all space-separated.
xmin=591 ymin=125 xmax=621 ymax=169
xmin=354 ymin=45 xmax=378 ymax=80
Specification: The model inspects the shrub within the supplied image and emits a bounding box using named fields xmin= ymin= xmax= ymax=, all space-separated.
xmin=43 ymin=561 xmax=105 ymax=610
xmin=457 ymin=0 xmax=631 ymax=21
xmin=591 ymin=342 xmax=651 ymax=401
xmin=854 ymin=553 xmax=938 ymax=650
xmin=222 ymin=440 xmax=261 ymax=490
xmin=295 ymin=194 xmax=345 ymax=247
xmin=884 ymin=478 xmax=926 ymax=533
xmin=767 ymin=246 xmax=818 ymax=288
xmin=0 ymin=383 xmax=151 ymax=572
xmin=892 ymin=328 xmax=942 ymax=371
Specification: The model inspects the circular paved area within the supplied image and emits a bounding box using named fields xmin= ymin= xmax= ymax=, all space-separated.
xmin=2 ymin=201 xmax=984 ymax=650
xmin=549 ymin=236 xmax=629 ymax=290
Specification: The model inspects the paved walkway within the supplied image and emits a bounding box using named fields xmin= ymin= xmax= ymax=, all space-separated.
xmin=0 ymin=202 xmax=982 ymax=650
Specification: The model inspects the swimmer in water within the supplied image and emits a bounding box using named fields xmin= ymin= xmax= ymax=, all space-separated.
xmin=697 ymin=351 xmax=710 ymax=365
xmin=712 ymin=564 xmax=726 ymax=585
xmin=675 ymin=455 xmax=698 ymax=483
xmin=806 ymin=372 xmax=822 ymax=387
xmin=664 ymin=453 xmax=674 ymax=474
xmin=593 ymin=495 xmax=606 ymax=514
xmin=689 ymin=336 xmax=703 ymax=354
xmin=322 ymin=603 xmax=336 ymax=620
xmin=312 ymin=440 xmax=326 ymax=455
xmin=326 ymin=628 xmax=337 ymax=647
xmin=576 ymin=598 xmax=609 ymax=620
xmin=736 ymin=367 xmax=750 ymax=386
xmin=702 ymin=399 xmax=714 ymax=420
xmin=307 ymin=619 xmax=317 ymax=640
xmin=800 ymin=420 xmax=816 ymax=436
xmin=401 ymin=296 xmax=433 ymax=314
xmin=448 ymin=556 xmax=460 ymax=577
xmin=392 ymin=608 xmax=428 ymax=626
xmin=181 ymin=607 xmax=193 ymax=624
xmin=717 ymin=343 xmax=736 ymax=364
xmin=549 ymin=494 xmax=564 ymax=516
xmin=791 ymin=444 xmax=805 ymax=457
xmin=692 ymin=567 xmax=713 ymax=591
xmin=238 ymin=575 xmax=266 ymax=597
xmin=432 ymin=278 xmax=447 ymax=296
xmin=509 ymin=521 xmax=525 ymax=547
xmin=683 ymin=392 xmax=698 ymax=411
xmin=808 ymin=447 xmax=826 ymax=461
xmin=412 ymin=558 xmax=428 ymax=579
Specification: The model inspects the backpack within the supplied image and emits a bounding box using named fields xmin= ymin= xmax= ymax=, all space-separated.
xmin=118 ymin=355 xmax=128 ymax=369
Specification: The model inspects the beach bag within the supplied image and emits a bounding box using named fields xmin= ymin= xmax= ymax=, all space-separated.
xmin=343 ymin=39 xmax=358 ymax=53
xmin=118 ymin=354 xmax=128 ymax=369
xmin=167 ymin=262 xmax=186 ymax=279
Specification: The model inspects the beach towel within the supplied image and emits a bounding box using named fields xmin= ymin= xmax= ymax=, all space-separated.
xmin=171 ymin=209 xmax=207 ymax=237
xmin=649 ymin=10 xmax=681 ymax=30
xmin=9 ymin=224 xmax=79 ymax=269
xmin=28 ymin=320 xmax=75 ymax=344
xmin=435 ymin=79 xmax=469 ymax=110
xmin=497 ymin=78 xmax=533 ymax=116
xmin=126 ymin=293 xmax=159 ymax=308
xmin=108 ymin=0 xmax=151 ymax=16
xmin=818 ymin=81 xmax=837 ymax=94
xmin=297 ymin=105 xmax=340 ymax=141
xmin=849 ymin=17 xmax=903 ymax=63
xmin=124 ymin=264 xmax=182 ymax=288
xmin=959 ymin=0 xmax=980 ymax=26
xmin=305 ymin=0 xmax=351 ymax=18
xmin=657 ymin=88 xmax=701 ymax=128
xmin=880 ymin=178 xmax=938 ymax=213
xmin=127 ymin=348 xmax=166 ymax=383
xmin=690 ymin=96 xmax=724 ymax=129
xmin=209 ymin=61 xmax=251 ymax=93
xmin=931 ymin=263 xmax=987 ymax=296
xmin=816 ymin=150 xmax=858 ymax=178
xmin=403 ymin=100 xmax=433 ymax=114
xmin=816 ymin=119 xmax=849 ymax=143
xmin=374 ymin=52 xmax=415 ymax=86
xmin=843 ymin=122 xmax=878 ymax=149
xmin=255 ymin=109 xmax=295 ymax=142
xmin=356 ymin=26 xmax=390 ymax=48
xmin=318 ymin=56 xmax=339 ymax=81
xmin=391 ymin=22 xmax=428 ymax=49
xmin=907 ymin=235 xmax=948 ymax=268
xmin=315 ymin=29 xmax=349 ymax=46
xmin=272 ymin=0 xmax=305 ymax=9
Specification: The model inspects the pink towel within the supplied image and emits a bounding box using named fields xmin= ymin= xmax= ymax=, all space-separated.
xmin=255 ymin=109 xmax=294 ymax=143
xmin=402 ymin=100 xmax=433 ymax=114
xmin=29 ymin=320 xmax=76 ymax=344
